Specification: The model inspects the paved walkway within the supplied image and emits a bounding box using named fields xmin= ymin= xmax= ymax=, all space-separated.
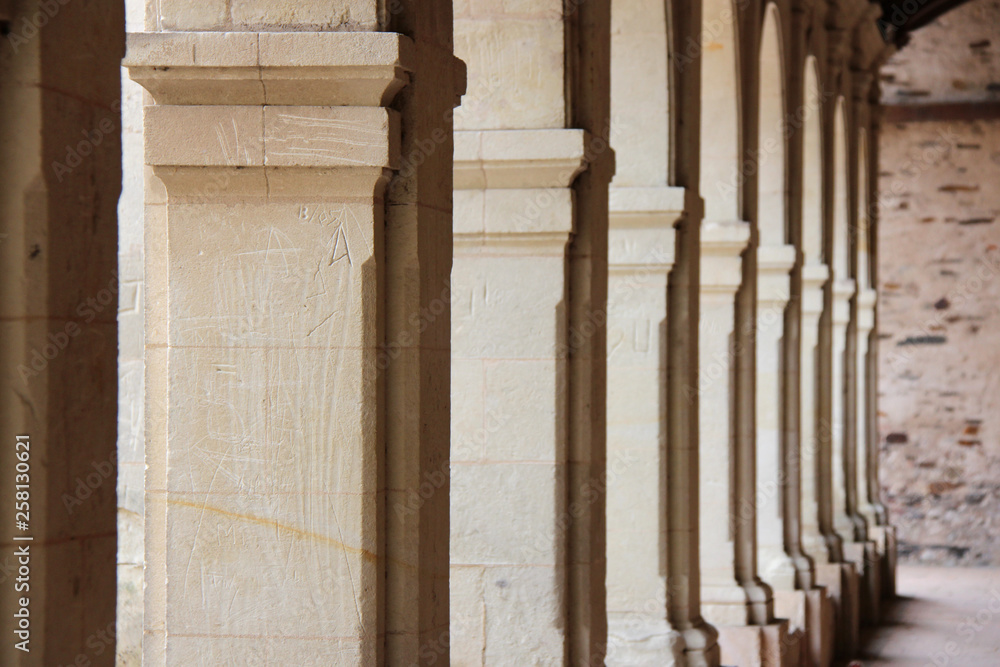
xmin=858 ymin=565 xmax=1000 ymax=666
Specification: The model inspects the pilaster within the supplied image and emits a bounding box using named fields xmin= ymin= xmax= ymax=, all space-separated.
xmin=127 ymin=25 xmax=462 ymax=664
xmin=830 ymin=276 xmax=858 ymax=545
xmin=755 ymin=244 xmax=799 ymax=592
xmin=854 ymin=288 xmax=879 ymax=530
xmin=699 ymin=219 xmax=775 ymax=627
xmin=605 ymin=186 xmax=686 ymax=665
xmin=799 ymin=262 xmax=832 ymax=566
xmin=449 ymin=128 xmax=587 ymax=665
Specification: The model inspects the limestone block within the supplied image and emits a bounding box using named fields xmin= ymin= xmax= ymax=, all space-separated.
xmin=815 ymin=563 xmax=859 ymax=658
xmin=482 ymin=566 xmax=567 ymax=666
xmin=230 ymin=0 xmax=381 ymax=31
xmin=805 ymin=587 xmax=835 ymax=667
xmin=144 ymin=105 xmax=263 ymax=167
xmin=716 ymin=621 xmax=795 ymax=667
xmin=454 ymin=129 xmax=588 ymax=189
xmin=606 ymin=612 xmax=685 ymax=666
xmin=451 ymin=566 xmax=487 ymax=666
xmin=451 ymin=256 xmax=566 ymax=356
xmin=451 ymin=462 xmax=564 ymax=565
xmin=145 ymin=106 xmax=399 ymax=170
xmin=843 ymin=541 xmax=881 ymax=626
xmin=454 ymin=17 xmax=565 ymax=130
xmin=158 ymin=0 xmax=228 ymax=31
xmin=126 ymin=31 xmax=415 ymax=106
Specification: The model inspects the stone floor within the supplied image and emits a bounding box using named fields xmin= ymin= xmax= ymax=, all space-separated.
xmin=856 ymin=565 xmax=1000 ymax=666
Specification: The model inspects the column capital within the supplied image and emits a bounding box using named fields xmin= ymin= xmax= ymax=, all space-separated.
xmin=452 ymin=129 xmax=589 ymax=253
xmin=856 ymin=287 xmax=877 ymax=332
xmin=701 ymin=219 xmax=750 ymax=294
xmin=832 ymin=277 xmax=856 ymax=326
xmin=454 ymin=129 xmax=590 ymax=190
xmin=802 ymin=262 xmax=830 ymax=317
xmin=757 ymin=243 xmax=796 ymax=307
xmin=124 ymin=31 xmax=451 ymax=107
xmin=608 ymin=186 xmax=685 ymax=271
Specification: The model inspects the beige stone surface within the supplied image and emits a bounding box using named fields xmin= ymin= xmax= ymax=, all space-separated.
xmin=859 ymin=565 xmax=1000 ymax=665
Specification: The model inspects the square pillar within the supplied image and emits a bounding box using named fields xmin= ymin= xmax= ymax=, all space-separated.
xmin=449 ymin=129 xmax=599 ymax=665
xmin=755 ymin=243 xmax=799 ymax=592
xmin=605 ymin=186 xmax=686 ymax=665
xmin=699 ymin=221 xmax=793 ymax=667
xmin=799 ymin=263 xmax=832 ymax=567
xmin=127 ymin=25 xmax=462 ymax=664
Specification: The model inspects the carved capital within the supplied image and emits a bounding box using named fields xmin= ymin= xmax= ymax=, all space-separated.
xmin=608 ymin=186 xmax=685 ymax=272
xmin=700 ymin=220 xmax=751 ymax=294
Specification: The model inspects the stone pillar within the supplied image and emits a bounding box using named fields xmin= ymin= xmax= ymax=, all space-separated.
xmin=799 ymin=261 xmax=834 ymax=565
xmin=0 ymin=1 xmax=122 ymax=665
xmin=830 ymin=276 xmax=858 ymax=547
xmin=755 ymin=244 xmax=798 ymax=593
xmin=449 ymin=0 xmax=611 ymax=663
xmin=127 ymin=3 xmax=463 ymax=661
xmin=603 ymin=0 xmax=688 ymax=661
xmin=699 ymin=221 xmax=755 ymax=623
xmin=700 ymin=222 xmax=792 ymax=666
xmin=605 ymin=187 xmax=686 ymax=665
xmin=450 ymin=130 xmax=588 ymax=664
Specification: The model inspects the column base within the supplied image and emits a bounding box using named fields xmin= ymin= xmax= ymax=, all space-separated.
xmin=773 ymin=588 xmax=834 ymax=667
xmin=870 ymin=525 xmax=898 ymax=599
xmin=716 ymin=620 xmax=797 ymax=667
xmin=680 ymin=620 xmax=722 ymax=667
xmin=843 ymin=540 xmax=881 ymax=625
xmin=702 ymin=582 xmax=774 ymax=627
xmin=606 ymin=614 xmax=686 ymax=666
xmin=814 ymin=563 xmax=859 ymax=659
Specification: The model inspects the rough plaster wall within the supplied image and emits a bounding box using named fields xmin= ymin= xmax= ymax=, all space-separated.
xmin=881 ymin=0 xmax=1000 ymax=103
xmin=117 ymin=0 xmax=144 ymax=662
xmin=878 ymin=0 xmax=1000 ymax=566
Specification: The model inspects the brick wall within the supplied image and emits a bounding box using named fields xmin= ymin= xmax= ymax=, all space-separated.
xmin=878 ymin=0 xmax=1000 ymax=565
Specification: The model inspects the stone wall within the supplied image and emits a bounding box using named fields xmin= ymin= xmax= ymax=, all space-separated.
xmin=878 ymin=0 xmax=1000 ymax=566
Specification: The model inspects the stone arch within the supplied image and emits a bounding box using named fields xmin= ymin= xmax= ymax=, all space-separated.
xmin=610 ymin=0 xmax=671 ymax=188
xmin=757 ymin=2 xmax=786 ymax=247
xmin=832 ymin=96 xmax=850 ymax=280
xmin=754 ymin=1 xmax=802 ymax=595
xmin=856 ymin=126 xmax=871 ymax=290
xmin=700 ymin=0 xmax=742 ymax=222
xmin=802 ymin=56 xmax=823 ymax=264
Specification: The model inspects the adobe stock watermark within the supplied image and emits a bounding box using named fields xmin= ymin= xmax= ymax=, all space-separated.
xmin=61 ymin=452 xmax=115 ymax=514
xmin=5 ymin=0 xmax=72 ymax=54
xmin=51 ymin=101 xmax=121 ymax=183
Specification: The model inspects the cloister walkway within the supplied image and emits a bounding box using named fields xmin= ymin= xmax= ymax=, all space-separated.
xmin=857 ymin=566 xmax=1000 ymax=666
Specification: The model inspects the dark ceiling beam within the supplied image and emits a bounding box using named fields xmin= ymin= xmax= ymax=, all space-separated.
xmin=883 ymin=101 xmax=1000 ymax=123
xmin=877 ymin=0 xmax=977 ymax=47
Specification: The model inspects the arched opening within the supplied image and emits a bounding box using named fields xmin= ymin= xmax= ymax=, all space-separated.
xmin=605 ymin=0 xmax=686 ymax=662
xmin=798 ymin=55 xmax=833 ymax=567
xmin=754 ymin=2 xmax=800 ymax=596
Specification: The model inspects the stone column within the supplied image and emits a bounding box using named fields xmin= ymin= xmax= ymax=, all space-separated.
xmin=799 ymin=262 xmax=832 ymax=567
xmin=830 ymin=276 xmax=858 ymax=547
xmin=605 ymin=187 xmax=686 ymax=665
xmin=127 ymin=5 xmax=462 ymax=661
xmin=700 ymin=222 xmax=792 ymax=666
xmin=699 ymin=221 xmax=754 ymax=623
xmin=856 ymin=290 xmax=881 ymax=530
xmin=603 ymin=0 xmax=691 ymax=661
xmin=449 ymin=1 xmax=612 ymax=664
xmin=755 ymin=244 xmax=798 ymax=592
xmin=450 ymin=130 xmax=588 ymax=665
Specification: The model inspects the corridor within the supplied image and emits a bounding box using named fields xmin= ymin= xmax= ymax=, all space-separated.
xmin=859 ymin=567 xmax=1000 ymax=666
